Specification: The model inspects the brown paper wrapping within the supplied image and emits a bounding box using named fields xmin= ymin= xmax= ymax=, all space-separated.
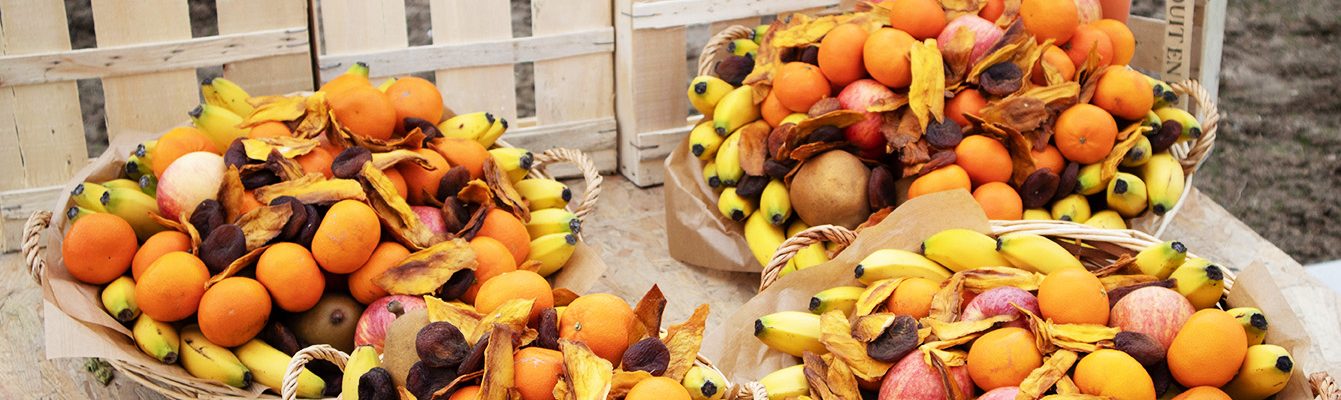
xmin=39 ymin=134 xmax=608 ymax=397
xmin=703 ymin=190 xmax=1316 ymax=398
xmin=664 ymin=139 xmax=757 ymax=272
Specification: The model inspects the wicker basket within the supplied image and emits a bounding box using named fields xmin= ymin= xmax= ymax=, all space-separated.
xmin=20 ymin=141 xmax=603 ymax=400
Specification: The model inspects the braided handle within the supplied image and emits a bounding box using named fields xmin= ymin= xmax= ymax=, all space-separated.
xmin=527 ymin=148 xmax=602 ymax=220
xmin=697 ymin=25 xmax=757 ymax=77
xmin=1315 ymin=372 xmax=1340 ymax=400
xmin=282 ymin=345 xmax=348 ymax=400
xmin=730 ymin=381 xmax=769 ymax=400
xmin=1169 ymin=79 xmax=1219 ymax=176
xmin=759 ymin=225 xmax=858 ymax=291
xmin=22 ymin=210 xmax=52 ymax=285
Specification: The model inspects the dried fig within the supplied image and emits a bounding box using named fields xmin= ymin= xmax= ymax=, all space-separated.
xmin=199 ymin=224 xmax=246 ymax=273
xmin=358 ymin=367 xmax=398 ymax=400
xmin=258 ymin=321 xmax=301 ymax=355
xmin=332 ymin=146 xmax=373 ymax=179
xmin=764 ymin=159 xmax=795 ymax=181
xmin=1148 ymin=120 xmax=1181 ymax=153
xmin=1150 ymin=362 xmax=1174 ymax=397
xmin=189 ymin=199 xmax=226 ymax=238
xmin=866 ymin=315 xmax=919 ymax=363
xmin=456 ymin=332 xmax=490 ymax=376
xmin=715 ymin=55 xmax=754 ymax=86
xmin=435 ymin=269 xmax=476 ymax=302
xmin=295 ymin=204 xmax=321 ymax=248
xmin=799 ymin=46 xmax=819 ymax=66
xmin=1054 ymin=162 xmax=1080 ymax=201
xmin=621 ymin=337 xmax=671 ymax=376
xmin=304 ymin=359 xmax=345 ymax=397
xmin=269 ymin=196 xmax=307 ymax=241
xmin=925 ymin=119 xmax=964 ymax=149
xmin=224 ymin=139 xmax=249 ymax=168
xmin=417 ymin=322 xmax=470 ymax=368
xmin=241 ymin=170 xmax=281 ymax=190
xmin=981 ymin=63 xmax=1023 ymax=96
xmin=406 ymin=361 xmax=458 ymax=400
xmin=809 ymin=125 xmax=845 ymax=143
xmin=436 ymin=166 xmax=471 ymax=202
xmin=1114 ymin=331 xmax=1166 ymax=367
xmin=440 ymin=197 xmax=468 ymax=234
xmin=1018 ymin=169 xmax=1060 ymax=209
xmin=537 ymin=308 xmax=560 ymax=350
xmin=734 ymin=175 xmax=769 ymax=199
xmin=403 ymin=117 xmax=442 ymax=144
xmin=868 ymin=165 xmax=898 ymax=210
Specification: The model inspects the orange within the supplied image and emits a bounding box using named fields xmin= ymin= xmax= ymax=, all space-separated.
xmin=247 ymin=121 xmax=292 ymax=139
xmin=463 ymin=237 xmax=518 ymax=304
xmin=397 ymin=148 xmax=451 ymax=205
xmin=1092 ymin=67 xmax=1154 ymax=120
xmin=1074 ymin=349 xmax=1156 ymax=399
xmin=348 ymin=242 xmax=411 ymax=304
xmin=329 ymin=85 xmax=397 ymax=141
xmin=197 ymin=277 xmax=271 ymax=347
xmin=773 ymin=62 xmax=831 ymax=112
xmin=311 ymin=200 xmax=382 ymax=274
xmin=1064 ymin=24 xmax=1114 ymax=67
xmin=946 ymin=89 xmax=987 ymax=127
xmin=132 ymin=230 xmax=191 ymax=281
xmin=885 ymin=277 xmax=940 ymax=318
xmin=1091 ymin=19 xmax=1135 ymax=65
xmin=153 ymin=127 xmax=219 ymax=177
xmin=818 ymin=24 xmax=869 ymax=87
xmin=973 ymin=182 xmax=1023 ymax=220
xmin=476 ymin=209 xmax=531 ymax=264
xmin=1030 ymin=144 xmax=1066 ymax=174
xmin=1031 ymin=45 xmax=1077 ymax=85
xmin=1167 ymin=309 xmax=1248 ymax=387
xmin=256 ymin=242 xmax=326 ymax=312
xmin=1172 ymin=387 xmax=1232 ymax=400
xmin=980 ymin=0 xmax=1005 ymax=22
xmin=760 ymin=91 xmax=792 ymax=128
xmin=296 ymin=146 xmax=334 ymax=178
xmin=383 ymin=168 xmax=409 ymax=199
xmin=1037 ymin=269 xmax=1109 ymax=325
xmin=430 ymin=138 xmax=490 ymax=180
xmin=864 ymin=28 xmax=917 ymax=88
xmin=238 ymin=190 xmax=263 ymax=215
xmin=626 ymin=376 xmax=692 ymax=400
xmin=385 ymin=76 xmax=445 ymax=132
xmin=62 ymin=213 xmax=138 ymax=285
xmin=907 ymin=164 xmax=972 ymax=199
xmin=514 ymin=347 xmax=564 ymax=400
xmin=136 ymin=251 xmax=210 ymax=322
xmin=1054 ymin=103 xmax=1117 ymax=164
xmin=319 ymin=70 xmax=371 ymax=96
xmin=1021 ymin=0 xmax=1080 ymax=44
xmin=475 ymin=270 xmax=554 ymax=322
xmin=967 ymin=327 xmax=1043 ymax=390
xmin=560 ymin=293 xmax=636 ymax=364
xmin=954 ymin=135 xmax=1012 ymax=185
xmin=887 ymin=0 xmax=947 ymax=39
xmin=449 ymin=386 xmax=480 ymax=400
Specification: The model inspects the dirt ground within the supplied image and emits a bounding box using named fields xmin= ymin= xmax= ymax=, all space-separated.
xmin=63 ymin=0 xmax=1339 ymax=263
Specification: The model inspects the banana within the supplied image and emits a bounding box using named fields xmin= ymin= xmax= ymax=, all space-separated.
xmin=1050 ymin=194 xmax=1092 ymax=223
xmin=1154 ymin=107 xmax=1201 ymax=141
xmin=125 ymin=155 xmax=149 ymax=181
xmin=375 ymin=77 xmax=397 ymax=92
xmin=759 ymin=179 xmax=792 ymax=225
xmin=529 ymin=233 xmax=577 ymax=277
xmin=996 ymin=233 xmax=1085 ymax=274
xmin=514 ymin=178 xmax=571 ymax=210
xmin=101 ymin=178 xmax=141 ymax=191
xmin=67 ymin=206 xmax=95 ymax=222
xmin=179 ymin=325 xmax=251 ymax=388
xmin=488 ymin=147 xmax=535 ymax=183
xmin=526 ymin=208 xmax=581 ymax=238
xmin=1023 ymin=208 xmax=1052 ymax=220
xmin=758 ymin=365 xmax=809 ymax=400
xmin=1083 ymin=210 xmax=1128 ymax=229
xmin=753 ymin=311 xmax=825 ymax=357
xmin=714 ymin=129 xmax=745 ymax=186
xmin=780 ymin=113 xmax=807 ymax=126
xmin=1142 ymin=110 xmax=1162 ymax=133
xmin=439 ymin=111 xmax=495 ymax=141
xmin=729 ymin=38 xmax=759 ymax=58
xmin=100 ymin=276 xmax=139 ymax=323
xmin=712 ymin=86 xmax=761 ymax=136
xmin=1142 ymin=74 xmax=1179 ymax=109
xmin=744 ymin=211 xmax=786 ymax=267
xmin=853 ymin=249 xmax=952 ymax=284
xmin=201 ymin=77 xmax=254 ymax=117
xmin=103 ymin=187 xmax=168 ymax=241
xmin=1075 ymin=163 xmax=1108 ymax=196
xmin=71 ymin=182 xmax=110 ymax=213
xmin=1223 ymin=344 xmax=1293 ymax=400
xmin=687 ymin=76 xmax=734 ymax=119
xmin=132 ymin=314 xmax=180 ymax=364
xmin=688 ymin=119 xmax=725 ymax=160
xmin=1169 ymin=257 xmax=1225 ymax=309
xmin=809 ymin=286 xmax=864 ymax=316
xmin=1106 ymin=172 xmax=1149 ymax=218
xmin=1142 ymin=152 xmax=1185 ymax=215
xmin=1133 ymin=240 xmax=1187 ymax=279
xmin=236 ymin=339 xmax=325 ymax=398
xmin=1122 ymin=134 xmax=1153 ymax=167
xmin=703 ymin=161 xmax=722 ymax=188
xmin=681 ymin=364 xmax=728 ymax=400
xmin=1228 ymin=307 xmax=1269 ymax=346
xmin=753 ymin=24 xmax=770 ymax=45
xmin=135 ymin=140 xmax=158 ymax=173
xmin=787 ymin=221 xmax=829 ymax=271
xmin=476 ymin=116 xmax=508 ymax=149
xmin=717 ymin=187 xmax=756 ymax=222
xmin=922 ymin=228 xmax=1012 ymax=272
xmin=139 ymin=174 xmax=158 ymax=197
xmin=189 ymin=104 xmax=248 ymax=151
xmin=342 ymin=345 xmax=380 ymax=400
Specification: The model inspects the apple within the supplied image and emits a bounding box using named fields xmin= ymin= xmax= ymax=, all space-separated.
xmin=1075 ymin=0 xmax=1102 ymax=24
xmin=353 ymin=294 xmax=427 ymax=352
xmin=978 ymin=387 xmax=1021 ymax=400
xmin=880 ymin=350 xmax=974 ymax=400
xmin=412 ymin=206 xmax=447 ymax=235
xmin=157 ymin=151 xmax=225 ymax=219
xmin=1109 ymin=287 xmax=1194 ymax=350
xmin=938 ymin=15 xmax=1005 ymax=65
xmin=837 ymin=79 xmax=895 ymax=150
xmin=960 ymin=286 xmax=1041 ymax=329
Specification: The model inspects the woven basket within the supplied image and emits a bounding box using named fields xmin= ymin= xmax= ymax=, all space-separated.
xmin=694 ymin=25 xmax=1220 ymax=239
xmin=743 ymin=221 xmax=1338 ymax=400
xmin=20 ymin=141 xmax=603 ymax=400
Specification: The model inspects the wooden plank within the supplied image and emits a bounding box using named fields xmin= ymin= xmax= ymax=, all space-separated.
xmin=217 ymin=0 xmax=315 ymax=94
xmin=1127 ymin=16 xmax=1165 ymax=76
xmin=532 ymin=0 xmax=615 ymax=129
xmin=316 ymin=0 xmax=408 ymax=82
xmin=317 ymin=29 xmax=614 ymax=79
xmin=430 ymin=0 xmax=518 ymax=121
xmin=629 ymin=0 xmax=840 ymax=29
xmin=92 ymin=0 xmax=199 ymax=142
xmin=1161 ymin=0 xmax=1196 ymax=83
xmin=615 ymin=0 xmax=688 ymax=186
xmin=1195 ymin=0 xmax=1225 ymax=101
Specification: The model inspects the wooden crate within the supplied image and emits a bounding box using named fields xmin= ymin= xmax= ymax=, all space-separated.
xmin=311 ymin=0 xmax=617 ymax=178
xmin=613 ymin=0 xmax=1225 ymax=187
xmin=0 ymin=0 xmax=313 ymax=252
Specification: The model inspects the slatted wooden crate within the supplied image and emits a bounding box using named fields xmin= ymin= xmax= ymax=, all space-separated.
xmin=311 ymin=0 xmax=617 ymax=179
xmin=613 ymin=0 xmax=1225 ymax=187
xmin=0 ymin=0 xmax=313 ymax=252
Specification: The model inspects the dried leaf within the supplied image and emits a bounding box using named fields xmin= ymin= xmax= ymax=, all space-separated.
xmin=926 ymin=350 xmax=970 ymax=400
xmin=788 ymin=142 xmax=847 ymax=162
xmin=253 ymin=173 xmax=366 ymax=205
xmin=922 ymin=315 xmax=1015 ymax=341
xmin=371 ymin=149 xmax=434 ymax=171
xmin=1076 ymin=62 xmax=1112 ymax=104
xmin=458 ymin=180 xmax=493 ymax=205
xmin=483 ymin=158 xmax=529 ymax=222
xmin=1016 ymin=81 xmax=1080 ymax=106
xmin=560 ymin=339 xmax=613 ymax=400
xmin=344 ymin=127 xmax=428 ymax=153
xmin=457 ymin=203 xmax=491 ymax=240
xmin=359 ymin=163 xmax=440 ymax=250
xmin=241 ymin=137 xmax=319 ymax=160
xmin=825 ymin=357 xmax=861 ymax=400
xmin=480 ymin=324 xmax=519 ymax=400
xmin=217 ymin=166 xmax=249 ymax=223
xmin=205 ymin=245 xmax=269 ymax=288
xmin=855 ymin=278 xmax=905 ymax=317
xmin=234 ymin=204 xmax=292 ymax=250
xmin=737 ymin=120 xmax=772 ymax=176
xmin=662 ymin=304 xmax=709 ymax=381
xmin=943 ymin=28 xmax=977 ymax=86
xmin=632 ymin=285 xmax=667 ymax=342
xmin=425 ymin=296 xmax=482 ymax=336
xmin=978 ymin=96 xmax=1048 ymax=133
xmin=851 ymin=313 xmax=899 ymax=342
xmin=804 ymin=351 xmax=842 ymax=400
xmin=471 ymin=298 xmax=534 ymax=344
xmin=927 ymin=273 xmax=966 ymax=322
xmin=940 ymin=0 xmax=986 ymax=19
xmin=771 ymin=14 xmax=838 ymax=48
xmin=819 ymin=310 xmax=893 ymax=381
xmin=960 ymin=266 xmax=1045 ymax=292
xmin=866 ymin=94 xmax=910 ymax=113
xmin=1098 ymin=123 xmax=1152 ymax=183
xmin=293 ymin=94 xmax=330 ymax=139
xmin=883 ymin=109 xmax=922 ymax=149
xmin=552 ymin=288 xmax=581 ymax=307
xmin=900 ymin=141 xmax=933 ymax=168
xmin=608 ymin=370 xmax=654 ymax=399
xmin=1017 ymin=38 xmax=1054 ymax=90
xmin=1019 ymin=349 xmax=1079 ymax=399
xmin=1015 ymin=305 xmax=1118 ymax=353
xmin=242 ymin=96 xmax=307 ymax=127
xmin=908 ymin=39 xmax=946 ymax=129
xmin=1099 ymin=274 xmax=1161 ymax=291
xmin=375 ymin=238 xmax=478 ymax=296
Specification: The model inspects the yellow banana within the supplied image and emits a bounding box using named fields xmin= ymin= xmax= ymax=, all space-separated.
xmin=753 ymin=311 xmax=825 ymax=357
xmin=1142 ymin=110 xmax=1162 ymax=133
xmin=759 ymin=179 xmax=792 ymax=225
xmin=688 ymin=119 xmax=724 ymax=160
xmin=996 ymin=233 xmax=1085 ymax=274
xmin=1133 ymin=240 xmax=1188 ymax=279
xmin=1142 ymin=152 xmax=1185 ymax=216
xmin=712 ymin=86 xmax=760 ymax=136
xmin=809 ymin=286 xmax=864 ymax=317
xmin=439 ymin=112 xmax=495 ymax=141
xmin=1075 ymin=163 xmax=1108 ymax=196
xmin=922 ymin=228 xmax=1011 ymax=272
xmin=1154 ymin=107 xmax=1201 ymax=141
xmin=179 ymin=325 xmax=251 ymax=388
xmin=1142 ymin=74 xmax=1179 ymax=109
xmin=753 ymin=25 xmax=770 ymax=45
xmin=1222 ymin=344 xmax=1293 ymax=400
xmin=476 ymin=116 xmax=508 ymax=148
xmin=103 ymin=187 xmax=168 ymax=241
xmin=1106 ymin=172 xmax=1148 ymax=217
xmin=682 ymin=364 xmax=728 ymax=400
xmin=854 ymin=249 xmax=951 ymax=284
xmin=125 ymin=154 xmax=149 ymax=181
xmin=101 ymin=178 xmax=141 ymax=191
xmin=514 ymin=178 xmax=571 ymax=210
xmin=744 ymin=211 xmax=785 ymax=267
xmin=342 ymin=345 xmax=380 ymax=400
xmin=529 ymin=233 xmax=577 ymax=277
xmin=235 ymin=339 xmax=325 ymax=398
xmin=1084 ymin=210 xmax=1127 ymax=229
xmin=375 ymin=77 xmax=397 ymax=92
xmin=189 ymin=104 xmax=248 ymax=151
xmin=71 ymin=182 xmax=110 ymax=213
xmin=787 ymin=221 xmax=828 ymax=271
xmin=780 ymin=113 xmax=807 ymax=126
xmin=132 ymin=314 xmax=180 ymax=364
xmin=1122 ymin=134 xmax=1153 ymax=167
xmin=688 ymin=76 xmax=733 ymax=118
xmin=488 ymin=147 xmax=534 ymax=183
xmin=67 ymin=206 xmax=95 ymax=223
xmin=714 ymin=129 xmax=744 ymax=186
xmin=201 ymin=77 xmax=254 ymax=117
xmin=1051 ymin=194 xmax=1092 ymax=223
xmin=759 ymin=365 xmax=809 ymax=400
xmin=717 ymin=187 xmax=756 ymax=222
xmin=139 ymin=174 xmax=158 ymax=197
xmin=526 ymin=208 xmax=581 ymax=238
xmin=1169 ymin=257 xmax=1225 ymax=309
xmin=1023 ymin=208 xmax=1052 ymax=220
xmin=100 ymin=276 xmax=140 ymax=323
xmin=1228 ymin=307 xmax=1269 ymax=346
xmin=729 ymin=38 xmax=759 ymax=58
xmin=703 ymin=161 xmax=721 ymax=188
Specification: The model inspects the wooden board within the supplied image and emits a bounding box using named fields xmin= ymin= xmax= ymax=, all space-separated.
xmin=217 ymin=0 xmax=315 ymax=94
xmin=532 ymin=0 xmax=618 ymax=176
xmin=316 ymin=0 xmax=408 ymax=82
xmin=431 ymin=0 xmax=518 ymax=121
xmin=91 ymin=0 xmax=199 ymax=142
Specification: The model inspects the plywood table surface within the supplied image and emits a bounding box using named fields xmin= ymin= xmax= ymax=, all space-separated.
xmin=1 ymin=176 xmax=1336 ymax=399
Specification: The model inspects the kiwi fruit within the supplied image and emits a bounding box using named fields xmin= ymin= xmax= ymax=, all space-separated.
xmin=291 ymin=293 xmax=364 ymax=353
xmin=789 ymin=150 xmax=871 ymax=229
xmin=382 ymin=308 xmax=430 ymax=388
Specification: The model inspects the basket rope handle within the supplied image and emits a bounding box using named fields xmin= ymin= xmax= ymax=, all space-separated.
xmin=759 ymin=225 xmax=858 ymax=291
xmin=1314 ymin=372 xmax=1340 ymax=400
xmin=1170 ymin=79 xmax=1219 ymax=176
xmin=697 ymin=25 xmax=756 ymax=77
xmin=282 ymin=344 xmax=348 ymax=400
xmin=21 ymin=210 xmax=52 ymax=285
xmin=527 ymin=148 xmax=602 ymax=220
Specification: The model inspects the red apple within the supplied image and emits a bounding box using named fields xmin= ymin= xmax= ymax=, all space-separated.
xmin=412 ymin=206 xmax=447 ymax=235
xmin=1109 ymin=287 xmax=1194 ymax=350
xmin=938 ymin=15 xmax=1005 ymax=65
xmin=1075 ymin=0 xmax=1102 ymax=24
xmin=880 ymin=350 xmax=974 ymax=400
xmin=960 ymin=286 xmax=1041 ymax=329
xmin=978 ymin=387 xmax=1021 ymax=400
xmin=837 ymin=79 xmax=895 ymax=150
xmin=354 ymin=294 xmax=427 ymax=352
xmin=157 ymin=151 xmax=225 ymax=219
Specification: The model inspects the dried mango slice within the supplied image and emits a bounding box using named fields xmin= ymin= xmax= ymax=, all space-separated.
xmin=560 ymin=339 xmax=613 ymax=400
xmin=375 ymin=238 xmax=477 ymax=296
xmin=424 ymin=296 xmax=482 ymax=337
xmin=479 ymin=324 xmax=519 ymax=400
xmin=632 ymin=285 xmax=667 ymax=342
xmin=927 ymin=274 xmax=967 ymax=323
xmin=242 ymin=95 xmax=307 ymax=127
xmin=371 ymin=149 xmax=434 ymax=171
xmin=1019 ymin=349 xmax=1079 ymax=398
xmin=471 ymin=298 xmax=534 ymax=344
xmin=234 ymin=204 xmax=292 ymax=250
xmin=483 ymin=158 xmax=529 ymax=223
xmin=908 ymin=39 xmax=946 ymax=129
xmin=206 ymin=245 xmax=269 ymax=288
xmin=855 ymin=278 xmax=905 ymax=317
xmin=253 ymin=173 xmax=366 ymax=205
xmin=292 ymin=94 xmax=330 ymax=139
xmin=662 ymin=304 xmax=709 ymax=381
xmin=608 ymin=370 xmax=654 ymax=399
xmin=819 ymin=310 xmax=893 ymax=381
xmin=359 ymin=162 xmax=439 ymax=250
xmin=960 ymin=266 xmax=1045 ymax=292
xmin=240 ymin=137 xmax=319 ymax=160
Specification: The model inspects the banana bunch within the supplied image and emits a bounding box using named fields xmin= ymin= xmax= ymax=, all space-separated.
xmin=180 ymin=325 xmax=252 ymax=388
xmin=440 ymin=112 xmax=509 ymax=148
xmin=515 ymin=178 xmax=571 ymax=210
xmin=526 ymin=208 xmax=581 ymax=238
xmin=488 ymin=147 xmax=534 ymax=183
xmin=201 ymin=77 xmax=254 ymax=117
xmin=190 ymin=104 xmax=248 ymax=151
xmin=1142 ymin=152 xmax=1186 ymax=215
xmin=70 ymin=181 xmax=167 ymax=241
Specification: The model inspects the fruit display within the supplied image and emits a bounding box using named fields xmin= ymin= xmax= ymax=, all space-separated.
xmin=54 ymin=67 xmax=600 ymax=397
xmin=744 ymin=222 xmax=1297 ymax=400
xmin=683 ymin=0 xmax=1214 ymax=273
xmin=284 ymin=285 xmax=721 ymax=400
